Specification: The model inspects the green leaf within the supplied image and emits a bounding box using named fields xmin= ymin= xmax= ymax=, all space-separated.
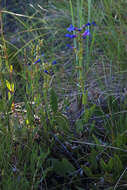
xmin=52 ymin=158 xmax=75 ymax=176
xmin=62 ymin=158 xmax=75 ymax=171
xmin=39 ymin=148 xmax=50 ymax=163
xmin=7 ymin=95 xmax=14 ymax=111
xmin=115 ymin=135 xmax=123 ymax=147
xmin=113 ymin=154 xmax=123 ymax=176
xmin=89 ymin=149 xmax=98 ymax=170
xmin=8 ymin=91 xmax=11 ymax=100
xmin=76 ymin=187 xmax=85 ymax=190
xmin=92 ymin=134 xmax=103 ymax=151
xmin=6 ymin=80 xmax=11 ymax=91
xmin=0 ymin=100 xmax=5 ymax=112
xmin=6 ymin=80 xmax=14 ymax=93
xmin=82 ymin=92 xmax=88 ymax=106
xmin=50 ymin=88 xmax=58 ymax=113
xmin=107 ymin=157 xmax=113 ymax=172
xmin=100 ymin=159 xmax=108 ymax=171
xmin=85 ymin=104 xmax=96 ymax=121
xmin=11 ymin=82 xmax=14 ymax=93
xmin=107 ymin=154 xmax=123 ymax=179
xmin=75 ymin=119 xmax=83 ymax=133
xmin=54 ymin=112 xmax=70 ymax=134
xmin=82 ymin=166 xmax=93 ymax=177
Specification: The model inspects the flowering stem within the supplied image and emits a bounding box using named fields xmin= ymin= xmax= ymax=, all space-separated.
xmin=78 ymin=35 xmax=85 ymax=106
xmin=69 ymin=0 xmax=78 ymax=70
xmin=86 ymin=0 xmax=92 ymax=70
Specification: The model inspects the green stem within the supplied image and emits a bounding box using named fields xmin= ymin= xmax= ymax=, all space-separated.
xmin=69 ymin=0 xmax=78 ymax=68
xmin=86 ymin=0 xmax=91 ymax=70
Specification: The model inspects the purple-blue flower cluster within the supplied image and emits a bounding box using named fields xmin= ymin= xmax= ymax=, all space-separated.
xmin=65 ymin=34 xmax=77 ymax=39
xmin=65 ymin=21 xmax=96 ymax=39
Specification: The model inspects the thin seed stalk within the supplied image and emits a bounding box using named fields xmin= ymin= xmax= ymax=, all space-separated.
xmin=43 ymin=75 xmax=52 ymax=132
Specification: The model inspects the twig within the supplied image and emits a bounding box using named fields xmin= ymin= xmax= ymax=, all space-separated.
xmin=70 ymin=140 xmax=127 ymax=153
xmin=113 ymin=167 xmax=127 ymax=190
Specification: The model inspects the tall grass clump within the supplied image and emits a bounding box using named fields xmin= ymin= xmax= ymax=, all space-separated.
xmin=0 ymin=0 xmax=127 ymax=189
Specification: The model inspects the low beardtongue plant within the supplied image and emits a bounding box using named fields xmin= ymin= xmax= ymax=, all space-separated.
xmin=33 ymin=55 xmax=57 ymax=97
xmin=32 ymin=22 xmax=96 ymax=113
xmin=65 ymin=21 xmax=96 ymax=106
xmin=33 ymin=55 xmax=57 ymax=128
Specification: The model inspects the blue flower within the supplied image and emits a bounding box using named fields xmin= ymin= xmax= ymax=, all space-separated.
xmin=67 ymin=24 xmax=75 ymax=32
xmin=44 ymin=61 xmax=56 ymax=75
xmin=66 ymin=44 xmax=73 ymax=49
xmin=85 ymin=22 xmax=91 ymax=27
xmin=33 ymin=53 xmax=44 ymax=64
xmin=44 ymin=70 xmax=49 ymax=74
xmin=91 ymin=21 xmax=96 ymax=26
xmin=82 ymin=21 xmax=96 ymax=29
xmin=33 ymin=58 xmax=41 ymax=64
xmin=75 ymin=27 xmax=82 ymax=32
xmin=82 ymin=29 xmax=90 ymax=39
xmin=52 ymin=60 xmax=57 ymax=65
xmin=65 ymin=34 xmax=77 ymax=38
